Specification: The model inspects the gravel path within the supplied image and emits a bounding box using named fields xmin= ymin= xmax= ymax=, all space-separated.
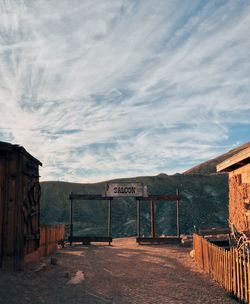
xmin=0 ymin=238 xmax=236 ymax=304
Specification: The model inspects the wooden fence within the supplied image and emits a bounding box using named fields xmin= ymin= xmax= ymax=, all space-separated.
xmin=24 ymin=224 xmax=65 ymax=265
xmin=193 ymin=233 xmax=250 ymax=303
xmin=39 ymin=224 xmax=65 ymax=257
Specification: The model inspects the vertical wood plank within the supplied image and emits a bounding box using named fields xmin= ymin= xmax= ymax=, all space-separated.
xmin=233 ymin=249 xmax=237 ymax=297
xmin=243 ymin=250 xmax=247 ymax=302
xmin=248 ymin=252 xmax=250 ymax=303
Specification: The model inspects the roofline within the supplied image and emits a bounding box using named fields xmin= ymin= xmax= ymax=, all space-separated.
xmin=216 ymin=146 xmax=250 ymax=172
xmin=0 ymin=141 xmax=42 ymax=166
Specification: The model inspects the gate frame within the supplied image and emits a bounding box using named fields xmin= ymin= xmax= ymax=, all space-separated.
xmin=68 ymin=189 xmax=181 ymax=246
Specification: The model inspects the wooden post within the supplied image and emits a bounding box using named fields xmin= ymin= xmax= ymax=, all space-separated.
xmin=150 ymin=200 xmax=156 ymax=238
xmin=137 ymin=199 xmax=140 ymax=238
xmin=176 ymin=188 xmax=180 ymax=238
xmin=108 ymin=199 xmax=112 ymax=245
xmin=70 ymin=192 xmax=73 ymax=246
xmin=248 ymin=252 xmax=250 ymax=303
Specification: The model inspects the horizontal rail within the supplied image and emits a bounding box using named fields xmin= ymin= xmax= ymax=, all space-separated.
xmin=139 ymin=195 xmax=180 ymax=201
xmin=69 ymin=193 xmax=180 ymax=201
xmin=69 ymin=194 xmax=113 ymax=200
xmin=68 ymin=236 xmax=112 ymax=244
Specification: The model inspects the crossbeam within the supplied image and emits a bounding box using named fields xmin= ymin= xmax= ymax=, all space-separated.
xmin=69 ymin=194 xmax=180 ymax=201
xmin=68 ymin=236 xmax=112 ymax=245
xmin=69 ymin=189 xmax=181 ymax=246
xmin=69 ymin=194 xmax=112 ymax=200
xmin=139 ymin=195 xmax=180 ymax=201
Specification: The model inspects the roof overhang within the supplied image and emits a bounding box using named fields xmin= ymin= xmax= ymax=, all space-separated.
xmin=0 ymin=141 xmax=42 ymax=166
xmin=216 ymin=146 xmax=250 ymax=172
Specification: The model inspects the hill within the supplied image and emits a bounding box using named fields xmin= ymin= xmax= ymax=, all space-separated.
xmin=183 ymin=142 xmax=250 ymax=174
xmin=40 ymin=173 xmax=228 ymax=237
xmin=41 ymin=142 xmax=250 ymax=237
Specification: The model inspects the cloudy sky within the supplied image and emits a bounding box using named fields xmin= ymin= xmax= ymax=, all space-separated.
xmin=0 ymin=0 xmax=249 ymax=182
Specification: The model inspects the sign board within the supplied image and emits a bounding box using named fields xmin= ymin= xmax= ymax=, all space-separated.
xmin=105 ymin=183 xmax=148 ymax=197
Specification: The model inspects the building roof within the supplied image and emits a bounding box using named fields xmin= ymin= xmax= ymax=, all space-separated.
xmin=216 ymin=146 xmax=250 ymax=172
xmin=0 ymin=141 xmax=42 ymax=166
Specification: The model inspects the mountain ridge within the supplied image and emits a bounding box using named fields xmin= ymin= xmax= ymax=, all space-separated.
xmin=183 ymin=142 xmax=250 ymax=174
xmin=40 ymin=142 xmax=249 ymax=237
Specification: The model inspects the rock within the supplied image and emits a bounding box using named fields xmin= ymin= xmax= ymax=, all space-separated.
xmin=67 ymin=270 xmax=85 ymax=284
xmin=189 ymin=249 xmax=195 ymax=259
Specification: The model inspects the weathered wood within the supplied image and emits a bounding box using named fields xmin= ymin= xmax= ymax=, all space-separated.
xmin=136 ymin=237 xmax=181 ymax=245
xmin=105 ymin=182 xmax=147 ymax=197
xmin=248 ymin=253 xmax=250 ymax=303
xmin=137 ymin=199 xmax=140 ymax=238
xmin=216 ymin=146 xmax=250 ymax=172
xmin=176 ymin=188 xmax=180 ymax=238
xmin=193 ymin=234 xmax=250 ymax=303
xmin=70 ymin=192 xmax=73 ymax=246
xmin=0 ymin=142 xmax=42 ymax=270
xmin=139 ymin=195 xmax=180 ymax=201
xmin=69 ymin=193 xmax=180 ymax=201
xmin=199 ymin=228 xmax=231 ymax=236
xmin=68 ymin=236 xmax=112 ymax=244
xmin=69 ymin=193 xmax=112 ymax=200
xmin=37 ymin=224 xmax=65 ymax=258
xmin=108 ymin=199 xmax=112 ymax=241
xmin=150 ymin=201 xmax=156 ymax=238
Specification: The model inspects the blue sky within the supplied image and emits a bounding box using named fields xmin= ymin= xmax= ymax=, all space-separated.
xmin=0 ymin=0 xmax=249 ymax=182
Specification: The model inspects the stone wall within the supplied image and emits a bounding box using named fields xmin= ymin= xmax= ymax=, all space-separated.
xmin=229 ymin=163 xmax=250 ymax=232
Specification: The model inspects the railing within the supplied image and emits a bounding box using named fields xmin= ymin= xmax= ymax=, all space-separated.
xmin=39 ymin=224 xmax=65 ymax=257
xmin=193 ymin=233 xmax=250 ymax=303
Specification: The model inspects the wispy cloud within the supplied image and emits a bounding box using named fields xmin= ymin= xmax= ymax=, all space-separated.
xmin=0 ymin=0 xmax=249 ymax=182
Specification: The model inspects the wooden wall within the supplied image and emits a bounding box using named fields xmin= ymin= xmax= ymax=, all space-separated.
xmin=24 ymin=224 xmax=65 ymax=264
xmin=0 ymin=144 xmax=41 ymax=270
xmin=229 ymin=163 xmax=250 ymax=232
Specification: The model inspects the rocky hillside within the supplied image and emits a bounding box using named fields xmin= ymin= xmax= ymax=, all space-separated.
xmin=41 ymin=142 xmax=250 ymax=237
xmin=40 ymin=173 xmax=228 ymax=237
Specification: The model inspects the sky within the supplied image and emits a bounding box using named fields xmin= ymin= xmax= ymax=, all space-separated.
xmin=0 ymin=0 xmax=249 ymax=182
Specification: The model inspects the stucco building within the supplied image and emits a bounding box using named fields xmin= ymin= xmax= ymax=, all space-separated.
xmin=217 ymin=146 xmax=250 ymax=232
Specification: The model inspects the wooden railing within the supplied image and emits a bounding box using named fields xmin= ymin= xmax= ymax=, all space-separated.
xmin=193 ymin=233 xmax=250 ymax=303
xmin=39 ymin=224 xmax=65 ymax=257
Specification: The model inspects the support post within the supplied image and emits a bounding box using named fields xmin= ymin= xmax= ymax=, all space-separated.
xmin=176 ymin=188 xmax=180 ymax=238
xmin=137 ymin=199 xmax=140 ymax=238
xmin=70 ymin=192 xmax=73 ymax=246
xmin=150 ymin=200 xmax=156 ymax=238
xmin=108 ymin=199 xmax=112 ymax=245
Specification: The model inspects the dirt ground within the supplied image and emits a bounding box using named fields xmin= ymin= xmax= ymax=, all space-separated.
xmin=0 ymin=238 xmax=236 ymax=304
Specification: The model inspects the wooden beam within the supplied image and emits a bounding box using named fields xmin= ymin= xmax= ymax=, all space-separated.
xmin=137 ymin=199 xmax=140 ymax=238
xmin=176 ymin=188 xmax=180 ymax=238
xmin=69 ymin=193 xmax=180 ymax=201
xmin=108 ymin=199 xmax=112 ymax=243
xmin=139 ymin=195 xmax=180 ymax=201
xmin=150 ymin=201 xmax=156 ymax=238
xmin=69 ymin=194 xmax=112 ymax=200
xmin=68 ymin=236 xmax=112 ymax=243
xmin=70 ymin=192 xmax=73 ymax=246
xmin=216 ymin=147 xmax=250 ymax=172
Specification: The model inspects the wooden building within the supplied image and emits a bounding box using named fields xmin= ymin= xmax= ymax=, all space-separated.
xmin=217 ymin=146 xmax=250 ymax=232
xmin=0 ymin=141 xmax=42 ymax=270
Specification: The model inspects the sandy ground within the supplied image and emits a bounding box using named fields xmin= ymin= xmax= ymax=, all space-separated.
xmin=0 ymin=238 xmax=236 ymax=304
